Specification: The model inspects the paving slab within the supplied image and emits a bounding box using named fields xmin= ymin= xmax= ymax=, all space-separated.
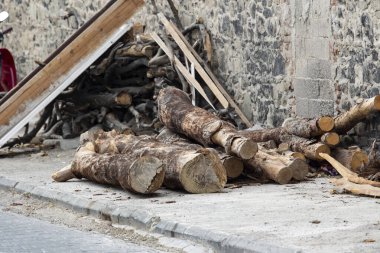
xmin=0 ymin=148 xmax=379 ymax=253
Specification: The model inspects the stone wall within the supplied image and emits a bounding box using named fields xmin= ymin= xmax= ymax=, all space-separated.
xmin=331 ymin=0 xmax=380 ymax=146
xmin=2 ymin=0 xmax=380 ymax=132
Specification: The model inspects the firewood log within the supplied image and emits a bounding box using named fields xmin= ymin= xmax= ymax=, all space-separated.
xmin=157 ymin=87 xmax=257 ymax=159
xmin=282 ymin=116 xmax=334 ymax=138
xmin=157 ymin=128 xmax=244 ymax=179
xmin=74 ymin=90 xmax=132 ymax=108
xmin=245 ymin=150 xmax=293 ymax=184
xmin=241 ymin=129 xmax=330 ymax=161
xmin=115 ymin=44 xmax=155 ymax=58
xmin=334 ymin=95 xmax=380 ymax=134
xmin=262 ymin=149 xmax=309 ymax=181
xmin=52 ymin=142 xmax=165 ymax=194
xmin=320 ymin=132 xmax=340 ymax=146
xmin=92 ymin=131 xmax=227 ymax=193
xmin=332 ymin=147 xmax=369 ymax=173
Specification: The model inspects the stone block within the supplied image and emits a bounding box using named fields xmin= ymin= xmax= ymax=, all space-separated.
xmin=305 ymin=37 xmax=330 ymax=60
xmin=308 ymin=98 xmax=334 ymax=117
xmin=296 ymin=97 xmax=334 ymax=118
xmin=294 ymin=78 xmax=319 ymax=99
xmin=296 ymin=58 xmax=332 ymax=79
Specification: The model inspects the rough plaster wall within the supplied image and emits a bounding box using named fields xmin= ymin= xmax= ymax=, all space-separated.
xmin=0 ymin=0 xmax=294 ymax=128
xmin=331 ymin=0 xmax=380 ymax=145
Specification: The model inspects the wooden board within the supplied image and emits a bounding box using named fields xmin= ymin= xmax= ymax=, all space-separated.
xmin=0 ymin=0 xmax=144 ymax=147
xmin=158 ymin=13 xmax=252 ymax=127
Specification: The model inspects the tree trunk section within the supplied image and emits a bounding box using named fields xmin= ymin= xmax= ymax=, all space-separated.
xmin=157 ymin=87 xmax=257 ymax=159
xmin=54 ymin=142 xmax=165 ymax=194
xmin=245 ymin=150 xmax=293 ymax=184
xmin=157 ymin=128 xmax=243 ymax=179
xmin=320 ymin=132 xmax=340 ymax=146
xmin=334 ymin=95 xmax=380 ymax=134
xmin=282 ymin=116 xmax=334 ymax=138
xmin=332 ymin=147 xmax=369 ymax=173
xmin=93 ymin=131 xmax=227 ymax=193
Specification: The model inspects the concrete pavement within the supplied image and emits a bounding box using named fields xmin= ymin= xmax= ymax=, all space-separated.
xmin=0 ymin=207 xmax=163 ymax=253
xmin=0 ymin=148 xmax=379 ymax=253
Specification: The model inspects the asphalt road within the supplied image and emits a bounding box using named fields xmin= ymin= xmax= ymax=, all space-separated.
xmin=0 ymin=208 xmax=162 ymax=253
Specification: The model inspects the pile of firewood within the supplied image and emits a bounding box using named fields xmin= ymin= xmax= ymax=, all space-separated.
xmin=4 ymin=13 xmax=380 ymax=197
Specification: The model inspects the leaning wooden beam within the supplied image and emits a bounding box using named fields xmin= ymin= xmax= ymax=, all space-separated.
xmin=157 ymin=87 xmax=258 ymax=159
xmin=334 ymin=95 xmax=380 ymax=134
xmin=331 ymin=178 xmax=380 ymax=198
xmin=0 ymin=0 xmax=144 ymax=147
xmin=94 ymin=131 xmax=227 ymax=193
xmin=151 ymin=32 xmax=215 ymax=109
xmin=157 ymin=13 xmax=252 ymax=127
xmin=319 ymin=153 xmax=380 ymax=187
xmin=52 ymin=142 xmax=165 ymax=194
xmin=282 ymin=116 xmax=334 ymax=138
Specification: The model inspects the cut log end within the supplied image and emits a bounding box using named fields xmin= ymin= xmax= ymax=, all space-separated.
xmin=315 ymin=144 xmax=331 ymax=160
xmin=222 ymin=156 xmax=244 ymax=179
xmin=275 ymin=166 xmax=293 ymax=185
xmin=128 ymin=156 xmax=165 ymax=194
xmin=179 ymin=152 xmax=227 ymax=194
xmin=51 ymin=165 xmax=75 ymax=182
xmin=374 ymin=95 xmax=380 ymax=110
xmin=115 ymin=91 xmax=132 ymax=105
xmin=321 ymin=132 xmax=340 ymax=146
xmin=317 ymin=116 xmax=335 ymax=132
xmin=231 ymin=138 xmax=258 ymax=160
xmin=351 ymin=151 xmax=369 ymax=172
xmin=290 ymin=159 xmax=309 ymax=181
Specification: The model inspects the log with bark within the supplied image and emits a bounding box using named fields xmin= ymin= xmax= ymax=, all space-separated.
xmin=245 ymin=150 xmax=293 ymax=184
xmin=91 ymin=131 xmax=227 ymax=193
xmin=157 ymin=128 xmax=244 ymax=179
xmin=52 ymin=142 xmax=165 ymax=194
xmin=320 ymin=132 xmax=340 ymax=146
xmin=334 ymin=95 xmax=380 ymax=134
xmin=240 ymin=128 xmax=330 ymax=161
xmin=332 ymin=147 xmax=369 ymax=173
xmin=157 ymin=87 xmax=258 ymax=160
xmin=282 ymin=116 xmax=335 ymax=138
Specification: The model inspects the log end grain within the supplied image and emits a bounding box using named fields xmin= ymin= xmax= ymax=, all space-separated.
xmin=351 ymin=151 xmax=369 ymax=172
xmin=127 ymin=156 xmax=165 ymax=194
xmin=321 ymin=132 xmax=340 ymax=146
xmin=274 ymin=166 xmax=293 ymax=185
xmin=315 ymin=144 xmax=331 ymax=160
xmin=115 ymin=91 xmax=132 ymax=105
xmin=231 ymin=137 xmax=258 ymax=160
xmin=290 ymin=159 xmax=309 ymax=181
xmin=222 ymin=156 xmax=244 ymax=179
xmin=317 ymin=116 xmax=335 ymax=132
xmin=179 ymin=151 xmax=227 ymax=193
xmin=374 ymin=95 xmax=380 ymax=110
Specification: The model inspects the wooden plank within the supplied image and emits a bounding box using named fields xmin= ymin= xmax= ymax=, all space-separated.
xmin=0 ymin=0 xmax=144 ymax=147
xmin=151 ymin=32 xmax=215 ymax=109
xmin=158 ymin=13 xmax=229 ymax=108
xmin=158 ymin=13 xmax=253 ymax=127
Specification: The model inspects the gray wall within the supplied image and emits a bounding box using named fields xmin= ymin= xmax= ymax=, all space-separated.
xmin=2 ymin=0 xmax=380 ymax=130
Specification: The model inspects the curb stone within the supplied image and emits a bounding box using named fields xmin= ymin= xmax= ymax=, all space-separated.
xmin=0 ymin=176 xmax=301 ymax=253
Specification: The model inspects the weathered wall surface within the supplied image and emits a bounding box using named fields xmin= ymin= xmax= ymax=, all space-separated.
xmin=331 ymin=0 xmax=380 ymax=145
xmin=0 ymin=0 xmax=294 ymax=128
xmin=2 ymin=0 xmax=380 ymax=130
